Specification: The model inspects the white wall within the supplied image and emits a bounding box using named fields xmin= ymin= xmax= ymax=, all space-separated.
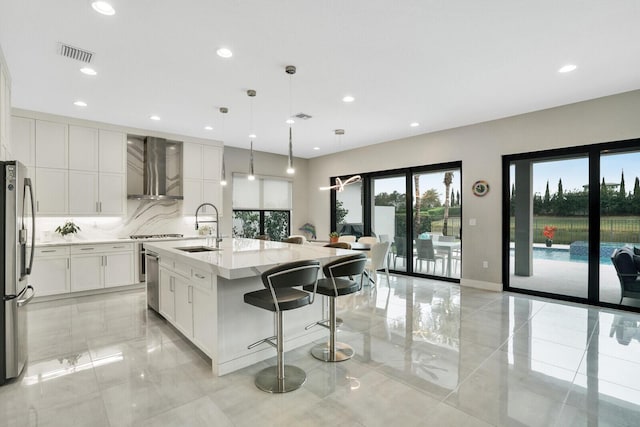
xmin=307 ymin=90 xmax=640 ymax=291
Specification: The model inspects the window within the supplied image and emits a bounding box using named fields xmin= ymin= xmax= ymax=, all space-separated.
xmin=232 ymin=174 xmax=292 ymax=241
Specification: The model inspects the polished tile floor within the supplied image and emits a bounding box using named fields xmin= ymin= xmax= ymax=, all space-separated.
xmin=2 ymin=276 xmax=640 ymax=426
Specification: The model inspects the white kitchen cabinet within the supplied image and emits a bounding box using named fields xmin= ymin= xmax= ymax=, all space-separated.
xmin=157 ymin=257 xmax=216 ymax=357
xmin=192 ymin=284 xmax=215 ymax=355
xmin=70 ymin=244 xmax=134 ymax=291
xmin=68 ymin=171 xmax=99 ymax=214
xmin=202 ymin=146 xmax=221 ymax=180
xmin=98 ymin=130 xmax=126 ymax=174
xmin=35 ymin=168 xmax=68 ymax=214
xmin=182 ymin=142 xmax=223 ymax=215
xmin=159 ymin=267 xmax=175 ymax=322
xmin=104 ymin=252 xmax=134 ymax=288
xmin=174 ymin=276 xmax=194 ymax=337
xmin=0 ymin=63 xmax=10 ymax=160
xmin=35 ymin=120 xmax=68 ymax=169
xmin=182 ymin=178 xmax=222 ymax=215
xmin=70 ymin=253 xmax=103 ymax=292
xmin=98 ymin=172 xmax=126 ymax=215
xmin=31 ymin=246 xmax=71 ymax=296
xmin=68 ymin=170 xmax=125 ymax=215
xmin=183 ymin=142 xmax=203 ymax=180
xmin=68 ymin=125 xmax=99 ymax=171
xmin=11 ymin=116 xmax=35 ymax=168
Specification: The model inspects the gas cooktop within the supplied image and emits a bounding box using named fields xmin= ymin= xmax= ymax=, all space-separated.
xmin=129 ymin=234 xmax=184 ymax=240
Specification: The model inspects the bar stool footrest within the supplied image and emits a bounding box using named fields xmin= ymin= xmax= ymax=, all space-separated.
xmin=255 ymin=365 xmax=306 ymax=393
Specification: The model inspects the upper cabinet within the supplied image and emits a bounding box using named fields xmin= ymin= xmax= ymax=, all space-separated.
xmin=35 ymin=120 xmax=68 ymax=169
xmin=182 ymin=142 xmax=223 ymax=215
xmin=11 ymin=116 xmax=35 ymax=168
xmin=69 ymin=125 xmax=99 ymax=171
xmin=98 ymin=130 xmax=126 ymax=174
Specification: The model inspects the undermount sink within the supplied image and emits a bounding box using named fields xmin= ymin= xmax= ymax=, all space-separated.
xmin=175 ymin=246 xmax=221 ymax=253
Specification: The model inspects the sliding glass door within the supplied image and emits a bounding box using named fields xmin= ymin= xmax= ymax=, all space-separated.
xmin=504 ymin=139 xmax=640 ymax=311
xmin=331 ymin=162 xmax=462 ymax=282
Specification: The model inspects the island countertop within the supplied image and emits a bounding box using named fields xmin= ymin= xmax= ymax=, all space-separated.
xmin=143 ymin=238 xmax=355 ymax=280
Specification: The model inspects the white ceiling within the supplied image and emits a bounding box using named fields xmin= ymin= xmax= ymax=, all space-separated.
xmin=2 ymin=1 xmax=640 ymax=159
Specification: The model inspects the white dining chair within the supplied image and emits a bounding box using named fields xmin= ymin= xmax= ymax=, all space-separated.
xmin=357 ymin=236 xmax=378 ymax=245
xmin=338 ymin=235 xmax=356 ymax=243
xmin=365 ymin=241 xmax=391 ymax=288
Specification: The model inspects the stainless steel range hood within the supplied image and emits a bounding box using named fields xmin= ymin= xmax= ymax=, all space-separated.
xmin=127 ymin=136 xmax=183 ymax=200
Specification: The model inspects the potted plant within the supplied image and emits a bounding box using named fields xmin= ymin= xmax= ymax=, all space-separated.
xmin=542 ymin=225 xmax=557 ymax=247
xmin=329 ymin=231 xmax=340 ymax=243
xmin=56 ymin=221 xmax=81 ymax=241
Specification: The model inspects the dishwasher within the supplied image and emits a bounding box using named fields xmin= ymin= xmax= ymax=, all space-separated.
xmin=145 ymin=251 xmax=160 ymax=312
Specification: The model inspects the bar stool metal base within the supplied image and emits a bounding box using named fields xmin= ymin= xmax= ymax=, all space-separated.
xmin=310 ymin=342 xmax=354 ymax=362
xmin=255 ymin=365 xmax=306 ymax=393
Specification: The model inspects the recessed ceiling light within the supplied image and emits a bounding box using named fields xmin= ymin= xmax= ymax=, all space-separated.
xmin=149 ymin=115 xmax=161 ymax=121
xmin=342 ymin=95 xmax=355 ymax=103
xmin=285 ymin=119 xmax=295 ymax=124
xmin=80 ymin=67 xmax=97 ymax=76
xmin=91 ymin=1 xmax=115 ymax=16
xmin=558 ymin=64 xmax=577 ymax=73
xmin=313 ymin=147 xmax=320 ymax=150
xmin=410 ymin=122 xmax=420 ymax=127
xmin=249 ymin=134 xmax=257 ymax=139
xmin=204 ymin=126 xmax=213 ymax=130
xmin=216 ymin=48 xmax=233 ymax=58
xmin=73 ymin=100 xmax=87 ymax=107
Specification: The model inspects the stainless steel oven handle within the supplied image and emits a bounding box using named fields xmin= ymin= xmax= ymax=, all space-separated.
xmin=17 ymin=285 xmax=35 ymax=307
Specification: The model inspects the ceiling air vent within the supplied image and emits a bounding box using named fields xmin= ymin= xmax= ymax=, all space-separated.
xmin=294 ymin=112 xmax=312 ymax=120
xmin=58 ymin=43 xmax=94 ymax=63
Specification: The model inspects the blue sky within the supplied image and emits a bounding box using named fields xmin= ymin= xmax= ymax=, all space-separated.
xmin=527 ymin=152 xmax=640 ymax=196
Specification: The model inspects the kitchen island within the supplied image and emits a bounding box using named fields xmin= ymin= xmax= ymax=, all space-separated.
xmin=144 ymin=238 xmax=355 ymax=375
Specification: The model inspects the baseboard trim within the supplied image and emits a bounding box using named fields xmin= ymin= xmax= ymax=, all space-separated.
xmin=460 ymin=278 xmax=502 ymax=292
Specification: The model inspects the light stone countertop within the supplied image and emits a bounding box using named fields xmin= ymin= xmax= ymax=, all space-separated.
xmin=34 ymin=235 xmax=203 ymax=248
xmin=144 ymin=238 xmax=356 ymax=280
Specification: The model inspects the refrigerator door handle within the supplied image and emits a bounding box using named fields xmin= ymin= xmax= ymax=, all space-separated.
xmin=24 ymin=177 xmax=36 ymax=275
xmin=17 ymin=285 xmax=35 ymax=307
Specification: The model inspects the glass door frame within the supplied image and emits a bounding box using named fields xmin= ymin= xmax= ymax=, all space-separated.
xmin=502 ymin=137 xmax=640 ymax=313
xmin=330 ymin=160 xmax=462 ymax=283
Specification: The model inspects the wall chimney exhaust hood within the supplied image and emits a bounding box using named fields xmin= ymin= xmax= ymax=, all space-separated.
xmin=127 ymin=135 xmax=183 ymax=200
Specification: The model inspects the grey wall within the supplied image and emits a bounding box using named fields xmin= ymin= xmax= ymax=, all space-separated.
xmin=306 ymin=90 xmax=640 ymax=290
xmin=221 ymin=145 xmax=310 ymax=237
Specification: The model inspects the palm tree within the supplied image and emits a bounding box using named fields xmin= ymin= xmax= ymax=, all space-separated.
xmin=443 ymin=172 xmax=454 ymax=236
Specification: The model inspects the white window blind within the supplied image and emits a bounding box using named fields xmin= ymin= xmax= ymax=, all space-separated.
xmin=232 ymin=174 xmax=292 ymax=210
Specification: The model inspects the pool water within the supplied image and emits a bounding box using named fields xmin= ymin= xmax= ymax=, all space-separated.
xmin=510 ymin=247 xmax=610 ymax=265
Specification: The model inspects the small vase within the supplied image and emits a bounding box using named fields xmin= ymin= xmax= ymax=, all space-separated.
xmin=330 ymin=236 xmax=339 ymax=243
xmin=545 ymin=239 xmax=552 ymax=247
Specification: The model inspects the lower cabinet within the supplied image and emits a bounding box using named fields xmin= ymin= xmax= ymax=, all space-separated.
xmin=31 ymin=247 xmax=71 ymax=296
xmin=157 ymin=258 xmax=216 ymax=356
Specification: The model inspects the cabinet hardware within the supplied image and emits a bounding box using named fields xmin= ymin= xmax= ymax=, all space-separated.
xmin=36 ymin=201 xmax=39 ymax=211
xmin=104 ymin=256 xmax=107 ymax=266
xmin=99 ymin=202 xmax=102 ymax=212
xmin=41 ymin=249 xmax=56 ymax=253
xmin=67 ymin=259 xmax=70 ymax=269
xmin=81 ymin=248 xmax=94 ymax=251
xmin=96 ymin=202 xmax=99 ymax=212
xmin=188 ymin=286 xmax=193 ymax=304
xmin=194 ymin=273 xmax=205 ymax=279
xmin=170 ymin=277 xmax=175 ymax=292
xmin=112 ymin=246 xmax=125 ymax=249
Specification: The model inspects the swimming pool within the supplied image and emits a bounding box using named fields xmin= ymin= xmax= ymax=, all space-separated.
xmin=510 ymin=247 xmax=616 ymax=265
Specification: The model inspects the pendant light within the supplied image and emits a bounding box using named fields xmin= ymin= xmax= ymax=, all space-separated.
xmin=247 ymin=89 xmax=256 ymax=181
xmin=219 ymin=107 xmax=228 ymax=186
xmin=285 ymin=65 xmax=296 ymax=175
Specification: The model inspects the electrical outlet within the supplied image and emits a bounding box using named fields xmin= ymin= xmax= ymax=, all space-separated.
xmin=482 ymin=261 xmax=489 ymax=268
xmin=469 ymin=218 xmax=477 ymax=226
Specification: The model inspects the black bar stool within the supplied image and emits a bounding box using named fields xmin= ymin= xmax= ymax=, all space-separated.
xmin=244 ymin=259 xmax=321 ymax=393
xmin=304 ymin=253 xmax=366 ymax=362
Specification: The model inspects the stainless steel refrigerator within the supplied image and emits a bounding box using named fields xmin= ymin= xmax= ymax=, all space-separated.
xmin=1 ymin=161 xmax=35 ymax=385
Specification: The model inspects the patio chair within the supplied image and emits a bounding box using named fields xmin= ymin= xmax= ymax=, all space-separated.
xmin=415 ymin=238 xmax=445 ymax=275
xmin=610 ymin=247 xmax=640 ymax=304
